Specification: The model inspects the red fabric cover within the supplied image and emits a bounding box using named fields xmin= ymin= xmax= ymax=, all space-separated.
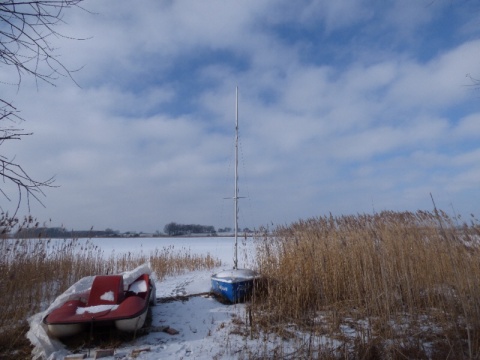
xmin=45 ymin=300 xmax=83 ymax=323
xmin=114 ymin=295 xmax=145 ymax=317
xmin=87 ymin=275 xmax=124 ymax=306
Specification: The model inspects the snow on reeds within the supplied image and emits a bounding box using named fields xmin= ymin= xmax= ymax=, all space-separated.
xmin=250 ymin=210 xmax=480 ymax=358
xmin=0 ymin=223 xmax=222 ymax=359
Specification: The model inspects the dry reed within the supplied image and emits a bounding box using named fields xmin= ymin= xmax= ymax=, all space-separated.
xmin=250 ymin=210 xmax=480 ymax=358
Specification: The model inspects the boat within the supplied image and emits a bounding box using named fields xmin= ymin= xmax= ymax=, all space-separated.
xmin=211 ymin=268 xmax=258 ymax=304
xmin=43 ymin=272 xmax=156 ymax=338
xmin=211 ymin=87 xmax=259 ymax=304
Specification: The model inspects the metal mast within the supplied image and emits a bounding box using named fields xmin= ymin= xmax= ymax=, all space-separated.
xmin=234 ymin=86 xmax=239 ymax=270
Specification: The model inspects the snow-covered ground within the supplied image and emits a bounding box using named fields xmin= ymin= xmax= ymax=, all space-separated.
xmin=28 ymin=236 xmax=455 ymax=359
xmin=28 ymin=237 xmax=272 ymax=360
xmin=130 ymin=269 xmax=253 ymax=359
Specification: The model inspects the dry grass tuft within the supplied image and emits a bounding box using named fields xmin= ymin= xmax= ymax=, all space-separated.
xmin=250 ymin=210 xmax=480 ymax=358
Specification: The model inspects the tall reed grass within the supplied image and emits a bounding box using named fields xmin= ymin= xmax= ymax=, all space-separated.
xmin=250 ymin=210 xmax=480 ymax=358
xmin=0 ymin=221 xmax=222 ymax=359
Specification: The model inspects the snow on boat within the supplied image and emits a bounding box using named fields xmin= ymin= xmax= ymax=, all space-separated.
xmin=211 ymin=268 xmax=259 ymax=303
xmin=43 ymin=273 xmax=156 ymax=338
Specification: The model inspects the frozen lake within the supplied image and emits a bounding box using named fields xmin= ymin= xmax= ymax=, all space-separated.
xmin=79 ymin=236 xmax=257 ymax=268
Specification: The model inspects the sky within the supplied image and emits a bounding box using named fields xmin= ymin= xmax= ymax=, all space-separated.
xmin=2 ymin=0 xmax=480 ymax=233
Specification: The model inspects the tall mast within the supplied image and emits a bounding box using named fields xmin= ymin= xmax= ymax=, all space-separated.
xmin=234 ymin=86 xmax=239 ymax=270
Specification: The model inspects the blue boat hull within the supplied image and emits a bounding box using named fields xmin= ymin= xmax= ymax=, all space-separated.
xmin=211 ymin=278 xmax=254 ymax=303
xmin=211 ymin=269 xmax=258 ymax=303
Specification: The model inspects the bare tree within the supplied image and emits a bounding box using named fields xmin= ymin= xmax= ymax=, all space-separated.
xmin=0 ymin=0 xmax=86 ymax=215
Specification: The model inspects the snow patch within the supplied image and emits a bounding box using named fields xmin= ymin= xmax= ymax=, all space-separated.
xmin=212 ymin=268 xmax=258 ymax=282
xmin=129 ymin=280 xmax=147 ymax=294
xmin=100 ymin=291 xmax=115 ymax=302
xmin=76 ymin=304 xmax=119 ymax=315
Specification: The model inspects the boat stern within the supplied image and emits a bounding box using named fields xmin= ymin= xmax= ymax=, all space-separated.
xmin=211 ymin=269 xmax=258 ymax=303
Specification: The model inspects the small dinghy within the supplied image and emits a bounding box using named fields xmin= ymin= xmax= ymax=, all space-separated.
xmin=211 ymin=268 xmax=259 ymax=303
xmin=43 ymin=273 xmax=156 ymax=338
xmin=211 ymin=87 xmax=259 ymax=304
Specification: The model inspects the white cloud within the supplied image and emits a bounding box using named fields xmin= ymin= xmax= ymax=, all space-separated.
xmin=2 ymin=0 xmax=480 ymax=231
xmin=454 ymin=113 xmax=480 ymax=137
xmin=448 ymin=167 xmax=480 ymax=192
xmin=452 ymin=148 xmax=480 ymax=167
xmin=300 ymin=0 xmax=373 ymax=32
xmin=386 ymin=40 xmax=480 ymax=110
xmin=384 ymin=0 xmax=439 ymax=37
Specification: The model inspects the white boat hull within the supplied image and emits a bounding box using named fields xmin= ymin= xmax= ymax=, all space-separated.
xmin=115 ymin=310 xmax=148 ymax=332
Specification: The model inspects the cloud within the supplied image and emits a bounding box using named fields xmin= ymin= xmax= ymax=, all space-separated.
xmin=383 ymin=0 xmax=440 ymax=37
xmin=454 ymin=113 xmax=480 ymax=137
xmin=1 ymin=0 xmax=479 ymax=232
xmin=386 ymin=41 xmax=480 ymax=110
xmin=299 ymin=0 xmax=373 ymax=32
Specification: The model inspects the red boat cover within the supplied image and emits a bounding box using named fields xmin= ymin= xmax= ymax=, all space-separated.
xmin=44 ymin=274 xmax=150 ymax=325
xmin=87 ymin=275 xmax=124 ymax=306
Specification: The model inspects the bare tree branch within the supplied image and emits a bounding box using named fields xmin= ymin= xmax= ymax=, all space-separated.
xmin=0 ymin=0 xmax=86 ymax=214
xmin=0 ymin=1 xmax=87 ymax=88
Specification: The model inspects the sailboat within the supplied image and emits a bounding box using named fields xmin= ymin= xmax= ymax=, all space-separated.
xmin=210 ymin=87 xmax=259 ymax=304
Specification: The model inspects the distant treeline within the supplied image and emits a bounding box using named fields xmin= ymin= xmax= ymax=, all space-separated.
xmin=163 ymin=222 xmax=216 ymax=236
xmin=15 ymin=227 xmax=119 ymax=239
xmin=13 ymin=224 xmax=252 ymax=239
